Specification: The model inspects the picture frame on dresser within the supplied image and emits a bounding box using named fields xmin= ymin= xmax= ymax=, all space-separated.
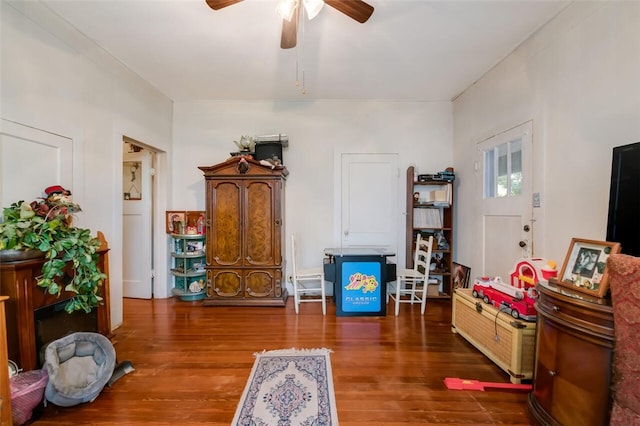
xmin=557 ymin=238 xmax=621 ymax=298
xmin=166 ymin=211 xmax=186 ymax=233
xmin=452 ymin=262 xmax=471 ymax=289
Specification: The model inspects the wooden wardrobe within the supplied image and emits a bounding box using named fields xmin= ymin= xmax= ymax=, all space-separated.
xmin=199 ymin=156 xmax=288 ymax=306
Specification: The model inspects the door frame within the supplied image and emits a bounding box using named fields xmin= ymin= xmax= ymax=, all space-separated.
xmin=122 ymin=145 xmax=153 ymax=299
xmin=332 ymin=150 xmax=402 ymax=258
xmin=119 ymin=135 xmax=169 ymax=299
xmin=477 ymin=120 xmax=533 ymax=277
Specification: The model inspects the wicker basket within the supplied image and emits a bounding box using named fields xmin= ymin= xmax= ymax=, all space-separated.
xmin=10 ymin=369 xmax=49 ymax=426
xmin=451 ymin=289 xmax=536 ymax=383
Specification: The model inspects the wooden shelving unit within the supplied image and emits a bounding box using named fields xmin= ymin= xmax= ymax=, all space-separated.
xmin=406 ymin=166 xmax=454 ymax=299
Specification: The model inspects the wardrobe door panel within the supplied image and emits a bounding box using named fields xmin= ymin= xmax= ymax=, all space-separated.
xmin=211 ymin=180 xmax=242 ymax=267
xmin=244 ymin=180 xmax=275 ymax=266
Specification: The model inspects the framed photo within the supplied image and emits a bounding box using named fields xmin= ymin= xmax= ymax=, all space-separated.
xmin=557 ymin=238 xmax=621 ymax=298
xmin=165 ymin=211 xmax=186 ymax=234
xmin=452 ymin=262 xmax=471 ymax=290
xmin=123 ymin=161 xmax=142 ymax=200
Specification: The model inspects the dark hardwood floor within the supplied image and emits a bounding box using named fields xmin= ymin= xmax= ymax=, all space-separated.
xmin=32 ymin=297 xmax=532 ymax=425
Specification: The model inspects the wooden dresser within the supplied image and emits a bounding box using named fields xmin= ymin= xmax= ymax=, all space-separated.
xmin=528 ymin=279 xmax=613 ymax=426
xmin=0 ymin=234 xmax=111 ymax=371
xmin=199 ymin=157 xmax=287 ymax=306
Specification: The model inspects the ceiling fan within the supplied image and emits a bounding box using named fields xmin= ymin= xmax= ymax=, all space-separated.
xmin=205 ymin=0 xmax=374 ymax=49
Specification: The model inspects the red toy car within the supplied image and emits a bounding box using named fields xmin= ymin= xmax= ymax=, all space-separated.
xmin=472 ymin=276 xmax=537 ymax=321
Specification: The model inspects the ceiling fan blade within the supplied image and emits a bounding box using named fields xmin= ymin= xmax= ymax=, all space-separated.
xmin=205 ymin=0 xmax=244 ymax=11
xmin=324 ymin=0 xmax=374 ymax=23
xmin=280 ymin=5 xmax=299 ymax=49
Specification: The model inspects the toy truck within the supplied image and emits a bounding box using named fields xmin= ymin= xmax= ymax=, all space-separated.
xmin=472 ymin=276 xmax=537 ymax=321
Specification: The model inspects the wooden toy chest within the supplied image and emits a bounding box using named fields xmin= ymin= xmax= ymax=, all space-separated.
xmin=451 ymin=289 xmax=536 ymax=384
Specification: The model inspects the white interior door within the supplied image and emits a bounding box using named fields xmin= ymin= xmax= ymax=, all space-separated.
xmin=478 ymin=121 xmax=533 ymax=279
xmin=123 ymin=148 xmax=153 ymax=299
xmin=337 ymin=153 xmax=399 ymax=250
xmin=1 ymin=119 xmax=73 ymax=209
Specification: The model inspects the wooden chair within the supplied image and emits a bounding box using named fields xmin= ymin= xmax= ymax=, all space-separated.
xmin=388 ymin=234 xmax=433 ymax=316
xmin=291 ymin=234 xmax=326 ymax=315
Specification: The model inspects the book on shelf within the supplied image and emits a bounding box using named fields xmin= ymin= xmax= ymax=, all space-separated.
xmin=417 ymin=183 xmax=452 ymax=207
xmin=413 ymin=208 xmax=442 ymax=228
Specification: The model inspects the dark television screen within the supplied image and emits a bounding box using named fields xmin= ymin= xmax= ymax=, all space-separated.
xmin=606 ymin=141 xmax=640 ymax=256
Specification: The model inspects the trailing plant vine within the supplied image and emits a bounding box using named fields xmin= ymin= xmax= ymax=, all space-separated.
xmin=0 ymin=189 xmax=106 ymax=313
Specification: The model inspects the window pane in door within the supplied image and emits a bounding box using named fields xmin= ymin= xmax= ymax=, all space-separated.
xmin=509 ymin=139 xmax=522 ymax=196
xmin=484 ymin=139 xmax=523 ymax=199
xmin=484 ymin=149 xmax=495 ymax=198
xmin=497 ymin=144 xmax=508 ymax=197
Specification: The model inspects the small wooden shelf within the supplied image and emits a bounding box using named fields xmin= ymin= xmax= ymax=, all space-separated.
xmin=406 ymin=166 xmax=455 ymax=299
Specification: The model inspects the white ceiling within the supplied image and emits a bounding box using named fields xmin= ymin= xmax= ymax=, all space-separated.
xmin=40 ymin=0 xmax=569 ymax=102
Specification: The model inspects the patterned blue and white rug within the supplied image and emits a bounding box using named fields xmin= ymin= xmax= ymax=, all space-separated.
xmin=232 ymin=348 xmax=339 ymax=426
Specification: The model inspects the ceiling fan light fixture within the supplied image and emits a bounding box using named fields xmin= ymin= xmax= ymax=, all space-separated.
xmin=303 ymin=0 xmax=324 ymax=20
xmin=277 ymin=0 xmax=298 ymax=22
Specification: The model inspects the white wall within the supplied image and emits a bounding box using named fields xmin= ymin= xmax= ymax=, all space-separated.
xmin=453 ymin=2 xmax=640 ymax=275
xmin=6 ymin=0 xmax=638 ymax=322
xmin=1 ymin=1 xmax=174 ymax=328
xmin=173 ymin=100 xmax=452 ymax=275
xmin=2 ymin=0 xmax=453 ymax=323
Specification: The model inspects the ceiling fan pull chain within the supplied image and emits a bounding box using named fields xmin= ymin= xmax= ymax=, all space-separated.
xmin=302 ymin=70 xmax=306 ymax=95
xmin=295 ymin=59 xmax=300 ymax=88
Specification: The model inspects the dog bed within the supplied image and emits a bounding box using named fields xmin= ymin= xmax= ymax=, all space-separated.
xmin=43 ymin=332 xmax=116 ymax=407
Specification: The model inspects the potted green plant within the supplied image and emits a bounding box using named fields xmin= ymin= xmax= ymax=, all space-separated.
xmin=0 ymin=187 xmax=106 ymax=313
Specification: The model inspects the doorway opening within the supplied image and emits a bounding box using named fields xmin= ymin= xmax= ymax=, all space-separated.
xmin=122 ymin=137 xmax=156 ymax=299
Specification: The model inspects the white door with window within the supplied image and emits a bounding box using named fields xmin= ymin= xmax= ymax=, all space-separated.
xmin=123 ymin=149 xmax=153 ymax=299
xmin=478 ymin=121 xmax=533 ymax=279
xmin=336 ymin=153 xmax=399 ymax=250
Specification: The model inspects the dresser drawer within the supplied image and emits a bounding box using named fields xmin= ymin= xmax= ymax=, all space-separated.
xmin=537 ymin=283 xmax=613 ymax=341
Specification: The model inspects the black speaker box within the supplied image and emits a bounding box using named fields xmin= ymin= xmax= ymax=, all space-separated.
xmin=254 ymin=142 xmax=283 ymax=163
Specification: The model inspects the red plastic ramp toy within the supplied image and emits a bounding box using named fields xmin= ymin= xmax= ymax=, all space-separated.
xmin=444 ymin=377 xmax=532 ymax=391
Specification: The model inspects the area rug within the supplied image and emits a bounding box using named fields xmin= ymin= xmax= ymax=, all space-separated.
xmin=232 ymin=348 xmax=339 ymax=426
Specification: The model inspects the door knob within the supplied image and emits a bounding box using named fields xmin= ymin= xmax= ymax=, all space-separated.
xmin=519 ymin=241 xmax=527 ymax=248
xmin=523 ymin=225 xmax=530 ymax=232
